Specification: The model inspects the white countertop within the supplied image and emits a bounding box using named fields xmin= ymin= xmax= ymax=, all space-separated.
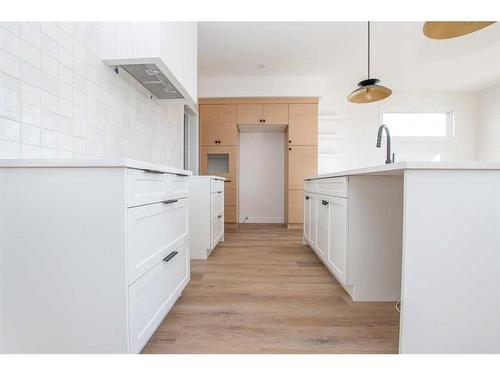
xmin=0 ymin=158 xmax=193 ymax=176
xmin=305 ymin=161 xmax=500 ymax=180
xmin=189 ymin=175 xmax=226 ymax=180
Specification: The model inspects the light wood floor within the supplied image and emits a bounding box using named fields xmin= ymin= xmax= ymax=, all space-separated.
xmin=142 ymin=224 xmax=399 ymax=353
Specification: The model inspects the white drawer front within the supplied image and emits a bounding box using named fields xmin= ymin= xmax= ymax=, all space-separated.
xmin=211 ymin=191 xmax=224 ymax=218
xmin=316 ymin=177 xmax=348 ymax=198
xmin=127 ymin=169 xmax=188 ymax=207
xmin=211 ymin=213 xmax=224 ymax=249
xmin=210 ymin=179 xmax=224 ymax=193
xmin=128 ymin=241 xmax=189 ymax=353
xmin=127 ymin=199 xmax=188 ymax=283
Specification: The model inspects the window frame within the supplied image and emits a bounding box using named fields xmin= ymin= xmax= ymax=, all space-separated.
xmin=379 ymin=106 xmax=455 ymax=140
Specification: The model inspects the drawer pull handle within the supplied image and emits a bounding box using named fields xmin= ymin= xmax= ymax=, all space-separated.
xmin=322 ymin=200 xmax=329 ymax=206
xmin=305 ymin=196 xmax=310 ymax=200
xmin=217 ymin=190 xmax=223 ymax=193
xmin=224 ymin=180 xmax=232 ymax=183
xmin=143 ymin=169 xmax=164 ymax=174
xmin=162 ymin=199 xmax=178 ymax=205
xmin=163 ymin=251 xmax=178 ymax=263
xmin=217 ymin=214 xmax=223 ymax=218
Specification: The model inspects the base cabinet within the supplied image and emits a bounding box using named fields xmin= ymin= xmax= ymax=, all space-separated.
xmin=188 ymin=176 xmax=225 ymax=259
xmin=304 ymin=181 xmax=349 ymax=287
xmin=0 ymin=161 xmax=191 ymax=353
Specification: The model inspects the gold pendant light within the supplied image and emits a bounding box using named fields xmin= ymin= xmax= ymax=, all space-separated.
xmin=348 ymin=21 xmax=392 ymax=104
xmin=423 ymin=21 xmax=496 ymax=40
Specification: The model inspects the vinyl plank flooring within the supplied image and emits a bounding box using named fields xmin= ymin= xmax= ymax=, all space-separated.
xmin=142 ymin=224 xmax=399 ymax=353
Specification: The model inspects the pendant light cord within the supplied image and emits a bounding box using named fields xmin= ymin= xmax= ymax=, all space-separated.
xmin=367 ymin=21 xmax=371 ymax=78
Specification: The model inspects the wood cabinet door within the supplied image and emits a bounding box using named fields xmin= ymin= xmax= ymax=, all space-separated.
xmin=288 ymin=104 xmax=318 ymax=145
xmin=288 ymin=145 xmax=318 ymax=190
xmin=327 ymin=197 xmax=348 ymax=284
xmin=237 ymin=104 xmax=262 ymax=124
xmin=199 ymin=105 xmax=218 ymax=146
xmin=288 ymin=189 xmax=304 ymax=224
xmin=217 ymin=105 xmax=238 ymax=146
xmin=262 ymin=104 xmax=288 ymax=124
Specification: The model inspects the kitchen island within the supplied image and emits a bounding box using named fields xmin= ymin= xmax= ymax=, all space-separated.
xmin=304 ymin=161 xmax=500 ymax=354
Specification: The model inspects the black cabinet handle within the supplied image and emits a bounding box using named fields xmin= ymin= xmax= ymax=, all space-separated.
xmin=289 ymin=140 xmax=292 ymax=143
xmin=163 ymin=251 xmax=178 ymax=263
xmin=217 ymin=190 xmax=223 ymax=193
xmin=224 ymin=180 xmax=232 ymax=183
xmin=263 ymin=119 xmax=266 ymax=123
xmin=289 ymin=147 xmax=292 ymax=151
xmin=322 ymin=200 xmax=329 ymax=206
xmin=162 ymin=199 xmax=178 ymax=205
xmin=217 ymin=214 xmax=223 ymax=218
xmin=305 ymin=196 xmax=310 ymax=200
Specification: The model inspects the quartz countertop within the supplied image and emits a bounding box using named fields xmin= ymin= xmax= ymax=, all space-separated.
xmin=305 ymin=161 xmax=500 ymax=180
xmin=0 ymin=158 xmax=193 ymax=176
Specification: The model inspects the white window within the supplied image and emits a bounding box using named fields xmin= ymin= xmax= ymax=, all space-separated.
xmin=381 ymin=111 xmax=454 ymax=138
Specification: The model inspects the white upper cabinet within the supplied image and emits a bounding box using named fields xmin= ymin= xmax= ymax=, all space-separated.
xmin=98 ymin=22 xmax=198 ymax=111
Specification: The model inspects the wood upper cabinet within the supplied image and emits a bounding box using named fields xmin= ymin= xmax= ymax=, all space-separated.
xmin=237 ymin=104 xmax=289 ymax=124
xmin=217 ymin=105 xmax=238 ymax=145
xmin=288 ymin=104 xmax=318 ymax=145
xmin=199 ymin=104 xmax=237 ymax=146
xmin=288 ymin=145 xmax=318 ymax=189
xmin=237 ymin=104 xmax=262 ymax=124
xmin=262 ymin=104 xmax=288 ymax=124
xmin=199 ymin=105 xmax=218 ymax=145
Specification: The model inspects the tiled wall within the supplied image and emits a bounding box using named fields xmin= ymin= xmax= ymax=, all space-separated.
xmin=0 ymin=22 xmax=184 ymax=168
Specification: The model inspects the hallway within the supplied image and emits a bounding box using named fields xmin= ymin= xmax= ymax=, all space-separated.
xmin=143 ymin=225 xmax=399 ymax=353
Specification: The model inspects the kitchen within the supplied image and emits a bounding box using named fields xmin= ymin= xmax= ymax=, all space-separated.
xmin=0 ymin=2 xmax=499 ymax=372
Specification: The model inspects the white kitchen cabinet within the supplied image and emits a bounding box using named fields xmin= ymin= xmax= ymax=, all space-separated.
xmin=188 ymin=176 xmax=225 ymax=259
xmin=0 ymin=159 xmax=192 ymax=353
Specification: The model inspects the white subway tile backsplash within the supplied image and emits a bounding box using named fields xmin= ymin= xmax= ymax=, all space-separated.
xmin=58 ymin=115 xmax=72 ymax=134
xmin=40 ymin=34 xmax=58 ymax=59
xmin=0 ymin=118 xmax=20 ymax=141
xmin=0 ymin=139 xmax=21 ymax=158
xmin=41 ymin=53 xmax=58 ymax=76
xmin=21 ymin=102 xmax=40 ymax=126
xmin=21 ymin=82 xmax=40 ymax=107
xmin=41 ymin=128 xmax=58 ymax=149
xmin=40 ymin=71 xmax=58 ymax=95
xmin=19 ymin=40 xmax=40 ymax=68
xmin=20 ymin=22 xmax=41 ymax=49
xmin=0 ymin=49 xmax=20 ymax=78
xmin=58 ymin=46 xmax=73 ymax=68
xmin=0 ymin=27 xmax=20 ymax=56
xmin=21 ymin=123 xmax=41 ymax=145
xmin=41 ymin=91 xmax=58 ymax=113
xmin=41 ymin=22 xmax=58 ymax=42
xmin=40 ymin=109 xmax=58 ymax=130
xmin=58 ymin=98 xmax=72 ymax=118
xmin=0 ymin=23 xmax=20 ymax=36
xmin=58 ymin=63 xmax=72 ymax=84
xmin=58 ymin=133 xmax=72 ymax=151
xmin=21 ymin=143 xmax=41 ymax=158
xmin=1 ymin=21 xmax=182 ymax=167
xmin=20 ymin=61 xmax=41 ymax=87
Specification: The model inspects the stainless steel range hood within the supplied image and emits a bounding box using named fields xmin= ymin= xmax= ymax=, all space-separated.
xmin=120 ymin=64 xmax=184 ymax=100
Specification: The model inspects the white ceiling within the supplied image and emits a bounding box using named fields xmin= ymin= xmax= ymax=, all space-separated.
xmin=198 ymin=22 xmax=500 ymax=92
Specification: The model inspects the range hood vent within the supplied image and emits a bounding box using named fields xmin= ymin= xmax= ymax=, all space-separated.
xmin=120 ymin=64 xmax=184 ymax=100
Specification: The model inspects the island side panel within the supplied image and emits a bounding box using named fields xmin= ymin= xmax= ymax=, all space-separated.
xmin=348 ymin=175 xmax=404 ymax=301
xmin=400 ymin=169 xmax=500 ymax=354
xmin=0 ymin=167 xmax=129 ymax=353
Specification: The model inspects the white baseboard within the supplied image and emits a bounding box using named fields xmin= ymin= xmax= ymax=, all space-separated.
xmin=238 ymin=216 xmax=285 ymax=224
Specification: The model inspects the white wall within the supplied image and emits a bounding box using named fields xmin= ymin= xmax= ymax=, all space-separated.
xmin=476 ymin=83 xmax=500 ymax=161
xmin=199 ymin=75 xmax=479 ymax=174
xmin=239 ymin=132 xmax=284 ymax=223
xmin=0 ymin=22 xmax=184 ymax=168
